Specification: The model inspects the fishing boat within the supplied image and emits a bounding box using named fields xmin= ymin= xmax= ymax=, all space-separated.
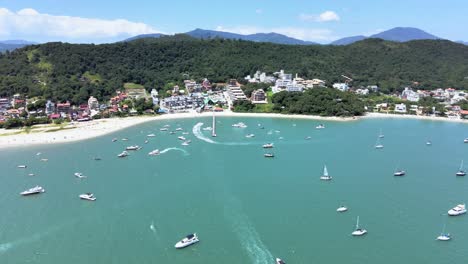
xmin=117 ymin=151 xmax=129 ymax=158
xmin=316 ymin=124 xmax=325 ymax=129
xmin=264 ymin=153 xmax=275 ymax=158
xmin=212 ymin=111 xmax=217 ymax=137
xmin=351 ymin=216 xmax=367 ymax=236
xmin=375 ymin=137 xmax=384 ymax=149
xmin=262 ymin=143 xmax=274 ymax=148
xmin=245 ymin=134 xmax=255 ymax=138
xmin=456 ymin=160 xmax=466 ymax=176
xmin=320 ymin=165 xmax=332 ymax=181
xmin=337 ymin=205 xmax=348 ymax=212
xmin=276 ymin=258 xmax=286 ymax=264
xmin=79 ymin=193 xmax=96 ymax=201
xmin=125 ymin=145 xmax=141 ymax=151
xmin=147 ymin=134 xmax=156 ymax=137
xmin=17 ymin=165 xmax=27 ymax=168
xmin=20 ymin=186 xmax=45 ymax=196
xmin=174 ymin=233 xmax=199 ymax=249
xmin=378 ymin=128 xmax=384 ymax=138
xmin=74 ymin=172 xmax=86 ymax=179
xmin=448 ymin=204 xmax=466 ymax=216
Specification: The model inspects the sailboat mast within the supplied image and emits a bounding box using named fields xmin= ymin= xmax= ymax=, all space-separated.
xmin=356 ymin=216 xmax=360 ymax=229
xmin=211 ymin=110 xmax=217 ymax=137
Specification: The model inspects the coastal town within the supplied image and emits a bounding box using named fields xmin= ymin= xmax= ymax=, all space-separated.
xmin=1 ymin=69 xmax=468 ymax=128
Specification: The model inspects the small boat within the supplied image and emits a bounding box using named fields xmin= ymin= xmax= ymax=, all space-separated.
xmin=378 ymin=128 xmax=384 ymax=138
xmin=305 ymin=136 xmax=312 ymax=140
xmin=320 ymin=165 xmax=332 ymax=181
xmin=212 ymin=111 xmax=217 ymax=137
xmin=174 ymin=233 xmax=199 ymax=249
xmin=160 ymin=128 xmax=168 ymax=131
xmin=202 ymin=127 xmax=213 ymax=131
xmin=278 ymin=137 xmax=284 ymax=140
xmin=36 ymin=152 xmax=42 ymax=156
xmin=147 ymin=134 xmax=156 ymax=137
xmin=28 ymin=173 xmax=35 ymax=176
xmin=375 ymin=137 xmax=384 ymax=149
xmin=112 ymin=138 xmax=118 ymax=142
xmin=125 ymin=145 xmax=141 ymax=151
xmin=148 ymin=149 xmax=160 ymax=156
xmin=276 ymin=258 xmax=286 ymax=264
xmin=456 ymin=160 xmax=466 ymax=176
xmin=464 ymin=138 xmax=468 ymax=143
xmin=79 ymin=193 xmax=96 ymax=201
xmin=426 ymin=140 xmax=432 ymax=146
xmin=448 ymin=204 xmax=466 ymax=216
xmin=264 ymin=153 xmax=275 ymax=158
xmin=182 ymin=141 xmax=191 ymax=146
xmin=337 ymin=206 xmax=348 ymax=212
xmin=40 ymin=158 xmax=48 ymax=162
xmin=245 ymin=134 xmax=255 ymax=138
xmin=17 ymin=165 xmax=27 ymax=168
xmin=144 ymin=140 xmax=149 ymax=144
xmin=74 ymin=172 xmax=86 ymax=179
xmin=163 ymin=124 xmax=170 ymax=128
xmin=316 ymin=124 xmax=325 ymax=129
xmin=437 ymin=219 xmax=451 ymax=241
xmin=178 ymin=136 xmax=186 ymax=141
xmin=118 ymin=151 xmax=129 ymax=158
xmin=20 ymin=186 xmax=45 ymax=196
xmin=170 ymin=131 xmax=176 ymax=135
xmin=351 ymin=216 xmax=367 ymax=236
xmin=232 ymin=122 xmax=247 ymax=128
xmin=182 ymin=132 xmax=189 ymax=135
xmin=262 ymin=143 xmax=274 ymax=148
xmin=176 ymin=128 xmax=183 ymax=131
xmin=121 ymin=138 xmax=129 ymax=141
xmin=93 ymin=157 xmax=102 ymax=161
xmin=393 ymin=166 xmax=406 ymax=176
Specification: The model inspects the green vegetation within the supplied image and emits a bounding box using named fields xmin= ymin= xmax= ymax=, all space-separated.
xmin=124 ymin=82 xmax=144 ymax=89
xmin=83 ymin=71 xmax=102 ymax=84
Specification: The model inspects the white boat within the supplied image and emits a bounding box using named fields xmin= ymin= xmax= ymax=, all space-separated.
xmin=170 ymin=131 xmax=176 ymax=134
xmin=182 ymin=141 xmax=191 ymax=146
xmin=17 ymin=165 xmax=27 ymax=168
xmin=448 ymin=204 xmax=466 ymax=216
xmin=118 ymin=151 xmax=129 ymax=158
xmin=426 ymin=140 xmax=432 ymax=146
xmin=174 ymin=233 xmax=199 ymax=249
xmin=351 ymin=216 xmax=367 ymax=236
xmin=305 ymin=136 xmax=312 ymax=140
xmin=212 ymin=111 xmax=217 ymax=137
xmin=464 ymin=138 xmax=468 ymax=143
xmin=148 ymin=149 xmax=160 ymax=156
xmin=28 ymin=173 xmax=35 ymax=176
xmin=176 ymin=128 xmax=183 ymax=131
xmin=121 ymin=138 xmax=129 ymax=141
xmin=320 ymin=165 xmax=332 ymax=181
xmin=232 ymin=122 xmax=247 ymax=128
xmin=164 ymin=124 xmax=170 ymax=128
xmin=178 ymin=136 xmax=186 ymax=141
xmin=40 ymin=158 xmax=48 ymax=162
xmin=264 ymin=153 xmax=275 ymax=158
xmin=112 ymin=138 xmax=118 ymax=142
xmin=394 ymin=165 xmax=406 ymax=176
xmin=337 ymin=206 xmax=348 ymax=212
xmin=202 ymin=127 xmax=213 ymax=131
xmin=125 ymin=145 xmax=141 ymax=151
xmin=456 ymin=160 xmax=466 ymax=176
xmin=147 ymin=134 xmax=156 ymax=137
xmin=79 ymin=193 xmax=96 ymax=201
xmin=74 ymin=172 xmax=86 ymax=179
xmin=182 ymin=132 xmax=189 ymax=135
xmin=20 ymin=186 xmax=45 ymax=196
xmin=160 ymin=128 xmax=168 ymax=131
xmin=276 ymin=258 xmax=286 ymax=264
xmin=436 ymin=219 xmax=451 ymax=241
xmin=375 ymin=137 xmax=384 ymax=149
xmin=378 ymin=128 xmax=384 ymax=138
xmin=144 ymin=140 xmax=149 ymax=144
xmin=316 ymin=124 xmax=325 ymax=129
xmin=36 ymin=152 xmax=42 ymax=156
xmin=245 ymin=134 xmax=255 ymax=138
xmin=262 ymin=143 xmax=274 ymax=148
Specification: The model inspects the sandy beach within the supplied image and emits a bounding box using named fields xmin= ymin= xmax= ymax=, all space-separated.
xmin=0 ymin=111 xmax=466 ymax=149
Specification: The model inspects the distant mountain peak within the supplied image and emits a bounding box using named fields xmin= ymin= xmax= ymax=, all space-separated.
xmin=369 ymin=27 xmax=440 ymax=42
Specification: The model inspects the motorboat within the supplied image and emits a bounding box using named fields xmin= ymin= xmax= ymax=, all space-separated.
xmin=79 ymin=193 xmax=96 ymax=201
xmin=144 ymin=140 xmax=149 ymax=144
xmin=176 ymin=128 xmax=183 ymax=131
xmin=316 ymin=124 xmax=325 ymax=129
xmin=178 ymin=136 xmax=186 ymax=141
xmin=170 ymin=131 xmax=176 ymax=135
xmin=448 ymin=204 xmax=466 ymax=216
xmin=232 ymin=122 xmax=247 ymax=128
xmin=28 ymin=173 xmax=35 ymax=176
xmin=337 ymin=206 xmax=348 ymax=212
xmin=320 ymin=165 xmax=332 ymax=181
xmin=245 ymin=134 xmax=255 ymax=138
xmin=36 ymin=152 xmax=42 ymax=156
xmin=160 ymin=128 xmax=168 ymax=131
xmin=121 ymin=138 xmax=129 ymax=141
xmin=125 ymin=145 xmax=141 ymax=151
xmin=262 ymin=143 xmax=274 ymax=148
xmin=378 ymin=129 xmax=384 ymax=138
xmin=20 ymin=186 xmax=45 ymax=196
xmin=305 ymin=136 xmax=312 ymax=140
xmin=182 ymin=132 xmax=189 ymax=135
xmin=118 ymin=151 xmax=129 ymax=158
xmin=112 ymin=138 xmax=118 ymax=142
xmin=74 ymin=172 xmax=86 ymax=179
xmin=174 ymin=233 xmax=199 ymax=249
xmin=276 ymin=258 xmax=286 ymax=264
xmin=147 ymin=134 xmax=156 ymax=137
xmin=426 ymin=141 xmax=432 ymax=146
xmin=456 ymin=160 xmax=466 ymax=176
xmin=148 ymin=149 xmax=160 ymax=156
xmin=464 ymin=138 xmax=468 ymax=143
xmin=351 ymin=216 xmax=367 ymax=236
xmin=264 ymin=153 xmax=275 ymax=158
xmin=93 ymin=157 xmax=102 ymax=161
xmin=17 ymin=165 xmax=27 ymax=168
xmin=182 ymin=141 xmax=191 ymax=146
xmin=394 ymin=170 xmax=406 ymax=176
xmin=163 ymin=124 xmax=170 ymax=128
xmin=40 ymin=158 xmax=48 ymax=162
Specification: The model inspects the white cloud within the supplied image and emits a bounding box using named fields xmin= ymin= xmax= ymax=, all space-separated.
xmin=215 ymin=25 xmax=335 ymax=42
xmin=0 ymin=8 xmax=160 ymax=42
xmin=299 ymin=11 xmax=340 ymax=22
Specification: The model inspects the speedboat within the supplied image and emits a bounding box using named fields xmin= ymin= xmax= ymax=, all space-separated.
xmin=36 ymin=152 xmax=42 ymax=156
xmin=176 ymin=128 xmax=183 ymax=131
xmin=174 ymin=233 xmax=199 ymax=249
xmin=170 ymin=131 xmax=176 ymax=135
xmin=147 ymin=134 xmax=156 ymax=137
xmin=276 ymin=258 xmax=286 ymax=264
xmin=178 ymin=136 xmax=186 ymax=141
xmin=394 ymin=170 xmax=406 ymax=176
xmin=40 ymin=158 xmax=48 ymax=162
xmin=126 ymin=145 xmax=141 ymax=151
xmin=305 ymin=136 xmax=312 ymax=140
xmin=148 ymin=149 xmax=160 ymax=156
xmin=121 ymin=138 xmax=129 ymax=141
xmin=437 ymin=233 xmax=451 ymax=241
xmin=144 ymin=140 xmax=149 ymax=144
xmin=20 ymin=186 xmax=45 ymax=196
xmin=245 ymin=134 xmax=255 ymax=138
xmin=79 ymin=193 xmax=96 ymax=201
xmin=160 ymin=128 xmax=168 ymax=131
xmin=164 ymin=124 xmax=170 ymax=128
xmin=464 ymin=138 xmax=468 ymax=143
xmin=448 ymin=204 xmax=467 ymax=216
xmin=17 ymin=165 xmax=27 ymax=168
xmin=182 ymin=141 xmax=191 ymax=146
xmin=316 ymin=124 xmax=325 ymax=129
xmin=426 ymin=141 xmax=432 ymax=146
xmin=232 ymin=122 xmax=247 ymax=128
xmin=74 ymin=172 xmax=86 ymax=179
xmin=337 ymin=206 xmax=348 ymax=212
xmin=264 ymin=153 xmax=274 ymax=158
xmin=112 ymin=138 xmax=118 ymax=142
xmin=118 ymin=151 xmax=129 ymax=158
xmin=28 ymin=173 xmax=35 ymax=176
xmin=262 ymin=143 xmax=274 ymax=148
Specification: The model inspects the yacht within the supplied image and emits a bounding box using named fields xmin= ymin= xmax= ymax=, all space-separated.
xmin=174 ymin=233 xmax=199 ymax=249
xmin=17 ymin=165 xmax=27 ymax=168
xmin=112 ymin=138 xmax=118 ymax=142
xmin=351 ymin=216 xmax=367 ymax=236
xmin=176 ymin=128 xmax=183 ymax=131
xmin=121 ymin=138 xmax=129 ymax=141
xmin=160 ymin=128 xmax=168 ymax=131
xmin=262 ymin=143 xmax=274 ymax=148
xmin=147 ymin=134 xmax=156 ymax=137
xmin=79 ymin=193 xmax=96 ymax=201
xmin=320 ymin=165 xmax=332 ymax=181
xmin=182 ymin=141 xmax=191 ymax=146
xmin=118 ymin=151 xmax=129 ymax=158
xmin=232 ymin=122 xmax=247 ymax=128
xmin=456 ymin=160 xmax=466 ymax=176
xmin=264 ymin=153 xmax=275 ymax=158
xmin=74 ymin=172 xmax=86 ymax=179
xmin=148 ymin=149 xmax=160 ymax=156
xmin=20 ymin=186 xmax=45 ymax=196
xmin=448 ymin=204 xmax=466 ymax=216
xmin=276 ymin=258 xmax=286 ymax=264
xmin=178 ymin=136 xmax=186 ymax=141
xmin=337 ymin=206 xmax=348 ymax=212
xmin=375 ymin=137 xmax=384 ymax=149
xmin=394 ymin=169 xmax=406 ymax=176
xmin=245 ymin=134 xmax=255 ymax=138
xmin=316 ymin=124 xmax=325 ymax=129
xmin=125 ymin=145 xmax=141 ymax=151
xmin=464 ymin=138 xmax=468 ymax=143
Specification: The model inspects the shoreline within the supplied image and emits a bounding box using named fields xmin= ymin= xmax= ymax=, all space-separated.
xmin=0 ymin=111 xmax=466 ymax=149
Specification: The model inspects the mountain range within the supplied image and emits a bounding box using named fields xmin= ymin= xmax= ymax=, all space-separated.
xmin=0 ymin=40 xmax=37 ymax=52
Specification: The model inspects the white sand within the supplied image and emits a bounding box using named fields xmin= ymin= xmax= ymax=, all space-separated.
xmin=363 ymin=112 xmax=468 ymax=124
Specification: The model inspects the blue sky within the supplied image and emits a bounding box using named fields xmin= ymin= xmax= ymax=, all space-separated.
xmin=0 ymin=0 xmax=466 ymax=43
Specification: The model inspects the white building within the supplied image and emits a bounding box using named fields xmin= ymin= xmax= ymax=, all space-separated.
xmin=394 ymin=103 xmax=407 ymax=113
xmin=355 ymin=88 xmax=369 ymax=95
xmin=401 ymin=87 xmax=420 ymax=102
xmin=151 ymin=89 xmax=159 ymax=105
xmin=333 ymin=83 xmax=349 ymax=92
xmin=87 ymin=96 xmax=99 ymax=110
xmin=227 ymin=85 xmax=247 ymax=101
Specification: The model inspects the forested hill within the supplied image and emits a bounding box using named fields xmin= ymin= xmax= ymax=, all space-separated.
xmin=1 ymin=36 xmax=468 ymax=104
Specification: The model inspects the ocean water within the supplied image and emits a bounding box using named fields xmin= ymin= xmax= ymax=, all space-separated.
xmin=0 ymin=117 xmax=467 ymax=264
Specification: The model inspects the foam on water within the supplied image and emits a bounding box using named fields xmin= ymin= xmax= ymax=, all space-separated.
xmin=193 ymin=123 xmax=218 ymax=144
xmin=159 ymin=147 xmax=189 ymax=156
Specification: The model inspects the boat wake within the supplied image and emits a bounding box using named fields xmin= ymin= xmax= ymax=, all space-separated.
xmin=193 ymin=123 xmax=218 ymax=144
xmin=225 ymin=196 xmax=273 ymax=264
xmin=159 ymin=147 xmax=189 ymax=156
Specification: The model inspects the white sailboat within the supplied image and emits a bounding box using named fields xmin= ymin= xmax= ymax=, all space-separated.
xmin=375 ymin=137 xmax=384 ymax=149
xmin=378 ymin=128 xmax=384 ymax=138
xmin=436 ymin=219 xmax=451 ymax=241
xmin=212 ymin=110 xmax=217 ymax=137
xmin=320 ymin=165 xmax=332 ymax=181
xmin=456 ymin=160 xmax=466 ymax=176
xmin=351 ymin=216 xmax=367 ymax=236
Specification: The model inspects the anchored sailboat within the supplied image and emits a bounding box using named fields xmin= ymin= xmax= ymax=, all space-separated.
xmin=211 ymin=110 xmax=217 ymax=137
xmin=320 ymin=165 xmax=332 ymax=181
xmin=378 ymin=128 xmax=384 ymax=138
xmin=436 ymin=217 xmax=451 ymax=241
xmin=456 ymin=160 xmax=466 ymax=176
xmin=351 ymin=216 xmax=367 ymax=236
xmin=375 ymin=137 xmax=384 ymax=149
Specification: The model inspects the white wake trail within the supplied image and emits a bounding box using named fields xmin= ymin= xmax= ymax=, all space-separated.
xmin=160 ymin=147 xmax=189 ymax=156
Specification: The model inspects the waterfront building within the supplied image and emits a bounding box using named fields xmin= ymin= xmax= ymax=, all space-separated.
xmin=401 ymin=87 xmax=420 ymax=102
xmin=150 ymin=89 xmax=159 ymax=105
xmin=57 ymin=101 xmax=71 ymax=113
xmin=394 ymin=103 xmax=407 ymax=113
xmin=251 ymin=89 xmax=267 ymax=104
xmin=227 ymin=84 xmax=247 ymax=102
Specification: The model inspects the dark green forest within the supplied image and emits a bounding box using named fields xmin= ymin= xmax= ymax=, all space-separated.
xmin=1 ymin=35 xmax=468 ymax=104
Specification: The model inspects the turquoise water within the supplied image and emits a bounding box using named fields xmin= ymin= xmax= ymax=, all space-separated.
xmin=0 ymin=117 xmax=467 ymax=264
